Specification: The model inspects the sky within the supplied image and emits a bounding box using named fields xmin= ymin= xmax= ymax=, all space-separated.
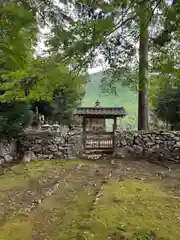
xmin=88 ymin=66 xmax=103 ymax=74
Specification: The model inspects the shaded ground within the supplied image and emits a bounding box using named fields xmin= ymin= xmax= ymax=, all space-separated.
xmin=0 ymin=159 xmax=180 ymax=239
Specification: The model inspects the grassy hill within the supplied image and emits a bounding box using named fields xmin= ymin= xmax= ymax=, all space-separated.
xmin=82 ymin=72 xmax=138 ymax=129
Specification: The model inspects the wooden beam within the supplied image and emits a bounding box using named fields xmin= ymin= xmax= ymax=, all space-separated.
xmin=113 ymin=117 xmax=117 ymax=152
xmin=82 ymin=116 xmax=86 ymax=149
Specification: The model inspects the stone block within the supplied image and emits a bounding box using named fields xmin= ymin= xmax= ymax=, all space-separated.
xmin=22 ymin=151 xmax=37 ymax=163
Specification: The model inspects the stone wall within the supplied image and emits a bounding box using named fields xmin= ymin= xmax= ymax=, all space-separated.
xmin=1 ymin=129 xmax=180 ymax=164
xmin=115 ymin=131 xmax=180 ymax=162
xmin=0 ymin=129 xmax=82 ymax=163
xmin=19 ymin=130 xmax=82 ymax=161
xmin=0 ymin=140 xmax=16 ymax=164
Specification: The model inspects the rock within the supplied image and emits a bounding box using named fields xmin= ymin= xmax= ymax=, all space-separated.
xmin=95 ymin=169 xmax=101 ymax=176
xmin=77 ymin=164 xmax=84 ymax=169
xmin=45 ymin=190 xmax=52 ymax=197
xmin=55 ymin=183 xmax=60 ymax=189
xmin=33 ymin=199 xmax=42 ymax=204
xmin=48 ymin=154 xmax=53 ymax=159
xmin=48 ymin=145 xmax=58 ymax=152
xmin=24 ymin=207 xmax=31 ymax=213
xmin=174 ymin=142 xmax=180 ymax=148
xmin=134 ymin=136 xmax=144 ymax=145
xmin=134 ymin=177 xmax=144 ymax=181
xmin=121 ymin=140 xmax=127 ymax=146
xmin=0 ymin=156 xmax=5 ymax=164
xmin=156 ymin=171 xmax=165 ymax=179
xmin=114 ymin=147 xmax=129 ymax=157
xmin=134 ymin=145 xmax=143 ymax=154
xmin=37 ymin=154 xmax=45 ymax=160
xmin=22 ymin=151 xmax=37 ymax=163
xmin=108 ymin=171 xmax=112 ymax=178
xmin=43 ymin=155 xmax=49 ymax=159
xmin=4 ymin=155 xmax=13 ymax=162
xmin=173 ymin=136 xmax=180 ymax=141
xmin=111 ymin=160 xmax=115 ymax=165
xmin=31 ymin=145 xmax=42 ymax=152
xmin=54 ymin=152 xmax=63 ymax=159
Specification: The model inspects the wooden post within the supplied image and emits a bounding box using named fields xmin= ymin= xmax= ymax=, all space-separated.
xmin=113 ymin=117 xmax=117 ymax=152
xmin=82 ymin=116 xmax=86 ymax=149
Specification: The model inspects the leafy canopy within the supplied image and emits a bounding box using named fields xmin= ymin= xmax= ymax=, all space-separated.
xmin=0 ymin=1 xmax=86 ymax=137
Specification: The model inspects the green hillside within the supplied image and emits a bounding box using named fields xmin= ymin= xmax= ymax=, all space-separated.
xmin=82 ymin=72 xmax=138 ymax=129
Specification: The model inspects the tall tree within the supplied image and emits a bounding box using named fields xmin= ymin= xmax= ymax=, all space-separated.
xmin=0 ymin=1 xmax=86 ymax=136
xmin=138 ymin=0 xmax=149 ymax=130
xmin=43 ymin=0 xmax=179 ymax=130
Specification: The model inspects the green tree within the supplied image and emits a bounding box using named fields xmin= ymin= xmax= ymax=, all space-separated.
xmin=0 ymin=101 xmax=33 ymax=139
xmin=138 ymin=0 xmax=149 ymax=130
xmin=0 ymin=2 xmax=85 ymax=102
xmin=43 ymin=0 xmax=179 ymax=130
xmin=149 ymin=18 xmax=180 ymax=110
xmin=0 ymin=2 xmax=37 ymax=74
xmin=155 ymin=87 xmax=180 ymax=130
xmin=0 ymin=1 xmax=86 ymax=137
xmin=31 ymin=81 xmax=85 ymax=125
xmin=0 ymin=2 xmax=36 ymax=138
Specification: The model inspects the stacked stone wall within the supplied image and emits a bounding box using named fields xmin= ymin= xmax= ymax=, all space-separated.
xmin=1 ymin=129 xmax=180 ymax=164
xmin=115 ymin=131 xmax=180 ymax=162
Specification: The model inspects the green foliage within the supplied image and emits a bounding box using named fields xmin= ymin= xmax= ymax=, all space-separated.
xmin=31 ymin=82 xmax=85 ymax=125
xmin=154 ymin=87 xmax=180 ymax=129
xmin=51 ymin=86 xmax=85 ymax=125
xmin=1 ymin=57 xmax=86 ymax=102
xmin=149 ymin=25 xmax=180 ymax=120
xmin=46 ymin=0 xmax=180 ymax=78
xmin=0 ymin=2 xmax=86 ymax=103
xmin=0 ymin=1 xmax=87 ymax=137
xmin=43 ymin=0 xmax=179 ymax=129
xmin=0 ymin=2 xmax=36 ymax=73
xmin=0 ymin=101 xmax=33 ymax=139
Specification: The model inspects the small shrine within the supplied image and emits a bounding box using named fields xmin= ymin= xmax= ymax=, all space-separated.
xmin=76 ymin=101 xmax=127 ymax=152
xmin=85 ymin=101 xmax=106 ymax=132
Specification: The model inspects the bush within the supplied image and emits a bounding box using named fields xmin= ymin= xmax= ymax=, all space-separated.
xmin=155 ymin=87 xmax=180 ymax=130
xmin=0 ymin=101 xmax=33 ymax=139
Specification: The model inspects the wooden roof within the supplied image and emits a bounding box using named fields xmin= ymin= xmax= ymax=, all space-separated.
xmin=76 ymin=106 xmax=127 ymax=117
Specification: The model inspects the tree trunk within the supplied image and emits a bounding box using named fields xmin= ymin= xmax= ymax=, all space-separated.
xmin=138 ymin=0 xmax=149 ymax=130
xmin=0 ymin=141 xmax=4 ymax=157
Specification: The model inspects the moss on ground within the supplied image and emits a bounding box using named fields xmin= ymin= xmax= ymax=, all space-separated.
xmin=1 ymin=161 xmax=180 ymax=240
xmin=0 ymin=161 xmax=61 ymax=190
xmin=85 ymin=180 xmax=180 ymax=240
xmin=0 ymin=159 xmax=88 ymax=191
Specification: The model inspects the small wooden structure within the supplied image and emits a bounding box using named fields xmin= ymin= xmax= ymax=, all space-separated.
xmin=76 ymin=101 xmax=127 ymax=153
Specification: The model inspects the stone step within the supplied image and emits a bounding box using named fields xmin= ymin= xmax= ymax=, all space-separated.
xmin=83 ymin=149 xmax=113 ymax=155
